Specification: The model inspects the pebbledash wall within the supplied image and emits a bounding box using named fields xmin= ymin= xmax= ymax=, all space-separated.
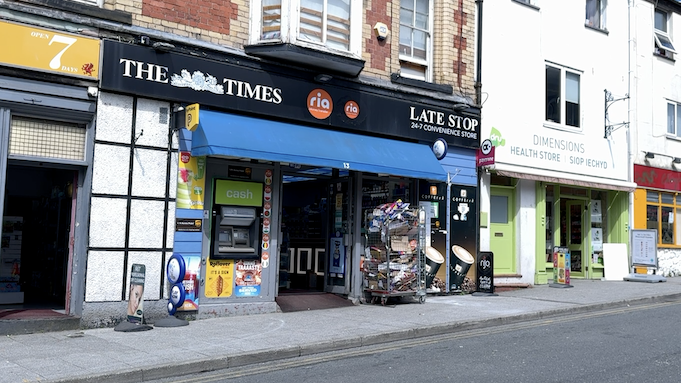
xmin=82 ymin=93 xmax=177 ymax=327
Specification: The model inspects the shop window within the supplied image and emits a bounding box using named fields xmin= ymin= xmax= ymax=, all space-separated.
xmin=8 ymin=117 xmax=86 ymax=162
xmin=666 ymin=101 xmax=681 ymax=137
xmin=546 ymin=63 xmax=581 ymax=129
xmin=253 ymin=0 xmax=360 ymax=56
xmin=559 ymin=186 xmax=588 ymax=197
xmin=399 ymin=0 xmax=432 ymax=81
xmin=361 ymin=179 xmax=411 ymax=212
xmin=490 ymin=174 xmax=515 ymax=187
xmin=585 ymin=0 xmax=606 ymax=30
xmin=590 ymin=190 xmax=607 ymax=266
xmin=654 ymin=8 xmax=676 ymax=59
xmin=646 ymin=190 xmax=681 ymax=246
xmin=545 ymin=186 xmax=554 ymax=263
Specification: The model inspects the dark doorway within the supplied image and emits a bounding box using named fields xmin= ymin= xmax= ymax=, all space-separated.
xmin=2 ymin=164 xmax=75 ymax=308
xmin=280 ymin=177 xmax=328 ymax=292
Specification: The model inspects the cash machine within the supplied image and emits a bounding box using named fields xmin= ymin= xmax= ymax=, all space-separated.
xmin=211 ymin=179 xmax=263 ymax=260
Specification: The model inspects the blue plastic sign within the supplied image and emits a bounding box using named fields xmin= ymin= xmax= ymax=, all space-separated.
xmin=167 ymin=254 xmax=186 ymax=285
xmin=169 ymin=283 xmax=186 ymax=308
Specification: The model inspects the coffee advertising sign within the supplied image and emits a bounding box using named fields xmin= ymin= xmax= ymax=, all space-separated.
xmin=449 ymin=185 xmax=477 ymax=291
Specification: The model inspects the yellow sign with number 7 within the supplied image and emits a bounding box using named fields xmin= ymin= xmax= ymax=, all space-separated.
xmin=0 ymin=20 xmax=100 ymax=79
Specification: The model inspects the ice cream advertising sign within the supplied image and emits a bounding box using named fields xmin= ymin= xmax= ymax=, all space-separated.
xmin=177 ymin=153 xmax=206 ymax=209
xmin=235 ymin=260 xmax=262 ymax=297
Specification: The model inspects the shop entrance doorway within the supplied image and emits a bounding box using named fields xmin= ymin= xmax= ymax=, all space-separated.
xmin=277 ymin=168 xmax=353 ymax=311
xmin=1 ymin=164 xmax=76 ymax=309
xmin=561 ymin=199 xmax=586 ymax=277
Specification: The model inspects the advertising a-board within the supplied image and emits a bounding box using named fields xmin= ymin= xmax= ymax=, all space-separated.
xmin=449 ymin=185 xmax=477 ymax=291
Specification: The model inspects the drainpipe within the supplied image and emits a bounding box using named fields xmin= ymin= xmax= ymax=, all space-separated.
xmin=628 ymin=0 xmax=634 ymax=245
xmin=475 ymin=0 xmax=483 ymax=107
xmin=475 ymin=0 xmax=483 ymax=289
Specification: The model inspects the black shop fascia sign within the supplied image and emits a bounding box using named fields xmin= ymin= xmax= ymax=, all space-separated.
xmin=100 ymin=40 xmax=479 ymax=149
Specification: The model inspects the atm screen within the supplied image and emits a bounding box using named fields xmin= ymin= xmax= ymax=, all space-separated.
xmin=218 ymin=229 xmax=232 ymax=245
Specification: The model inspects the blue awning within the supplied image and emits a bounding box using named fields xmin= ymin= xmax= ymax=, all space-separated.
xmin=440 ymin=148 xmax=477 ymax=186
xmin=191 ymin=110 xmax=448 ymax=182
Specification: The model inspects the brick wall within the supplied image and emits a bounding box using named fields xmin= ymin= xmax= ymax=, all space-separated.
xmin=103 ymin=0 xmax=477 ymax=99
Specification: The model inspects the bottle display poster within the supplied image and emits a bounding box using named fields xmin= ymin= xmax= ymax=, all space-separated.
xmin=177 ymin=254 xmax=201 ymax=311
xmin=329 ymin=236 xmax=345 ymax=275
xmin=177 ymin=153 xmax=206 ymax=209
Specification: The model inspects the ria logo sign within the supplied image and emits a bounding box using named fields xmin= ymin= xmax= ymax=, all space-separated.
xmin=307 ymin=88 xmax=333 ymax=119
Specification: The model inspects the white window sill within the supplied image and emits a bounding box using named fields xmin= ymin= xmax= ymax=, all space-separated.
xmin=289 ymin=39 xmax=361 ymax=60
xmin=398 ymin=55 xmax=428 ymax=67
xmin=543 ymin=121 xmax=584 ymax=134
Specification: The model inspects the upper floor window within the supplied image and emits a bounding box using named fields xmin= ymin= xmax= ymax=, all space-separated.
xmin=399 ymin=0 xmax=432 ymax=81
xmin=667 ymin=101 xmax=681 ymax=137
xmin=585 ymin=0 xmax=606 ymax=30
xmin=513 ymin=0 xmax=538 ymax=6
xmin=72 ymin=0 xmax=99 ymax=5
xmin=654 ymin=9 xmax=676 ymax=58
xmin=545 ymin=63 xmax=581 ymax=129
xmin=253 ymin=0 xmax=361 ymax=56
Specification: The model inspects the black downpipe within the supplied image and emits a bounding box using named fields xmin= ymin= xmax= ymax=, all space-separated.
xmin=475 ymin=0 xmax=483 ymax=106
xmin=475 ymin=0 xmax=483 ymax=288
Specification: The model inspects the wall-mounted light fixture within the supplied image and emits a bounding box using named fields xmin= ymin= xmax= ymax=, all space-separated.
xmin=643 ymin=151 xmax=681 ymax=164
xmin=314 ymin=74 xmax=333 ymax=83
xmin=452 ymin=103 xmax=468 ymax=112
xmin=153 ymin=42 xmax=176 ymax=52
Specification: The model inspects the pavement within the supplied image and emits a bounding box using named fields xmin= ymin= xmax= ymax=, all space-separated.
xmin=2 ymin=277 xmax=681 ymax=383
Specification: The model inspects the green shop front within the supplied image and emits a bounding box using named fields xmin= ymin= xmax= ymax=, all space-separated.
xmin=480 ymin=127 xmax=634 ymax=286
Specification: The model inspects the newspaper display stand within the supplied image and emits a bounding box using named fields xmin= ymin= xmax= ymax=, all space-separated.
xmin=362 ymin=201 xmax=426 ymax=305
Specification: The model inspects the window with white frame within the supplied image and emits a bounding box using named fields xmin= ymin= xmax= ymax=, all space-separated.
xmin=646 ymin=191 xmax=681 ymax=246
xmin=253 ymin=0 xmax=361 ymax=56
xmin=399 ymin=0 xmax=432 ymax=81
xmin=654 ymin=8 xmax=676 ymax=58
xmin=585 ymin=0 xmax=606 ymax=30
xmin=71 ymin=0 xmax=100 ymax=5
xmin=513 ymin=0 xmax=538 ymax=6
xmin=545 ymin=63 xmax=581 ymax=129
xmin=667 ymin=101 xmax=681 ymax=137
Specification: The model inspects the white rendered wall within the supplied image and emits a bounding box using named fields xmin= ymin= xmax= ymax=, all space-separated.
xmin=482 ymin=2 xmax=630 ymax=181
xmin=517 ymin=180 xmax=537 ymax=285
xmin=631 ymin=1 xmax=681 ymax=277
xmin=84 ymin=92 xmax=177 ymax=326
xmin=480 ymin=1 xmax=630 ymax=285
xmin=658 ymin=248 xmax=681 ymax=277
xmin=632 ymin=1 xmax=681 ymax=168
